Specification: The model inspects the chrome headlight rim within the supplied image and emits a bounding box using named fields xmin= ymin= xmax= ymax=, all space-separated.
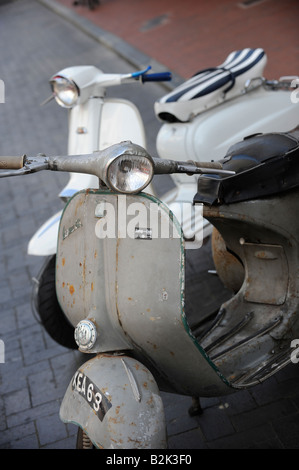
xmin=106 ymin=152 xmax=154 ymax=195
xmin=50 ymin=75 xmax=80 ymax=108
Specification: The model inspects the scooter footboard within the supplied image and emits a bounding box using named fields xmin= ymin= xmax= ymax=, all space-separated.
xmin=60 ymin=354 xmax=167 ymax=449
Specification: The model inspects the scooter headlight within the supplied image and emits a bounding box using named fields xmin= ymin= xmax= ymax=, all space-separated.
xmin=50 ymin=75 xmax=79 ymax=108
xmin=107 ymin=154 xmax=154 ymax=194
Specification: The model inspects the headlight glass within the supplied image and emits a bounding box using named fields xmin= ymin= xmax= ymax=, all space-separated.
xmin=107 ymin=155 xmax=154 ymax=194
xmin=50 ymin=75 xmax=79 ymax=108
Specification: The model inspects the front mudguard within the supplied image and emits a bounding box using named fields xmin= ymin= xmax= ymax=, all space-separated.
xmin=27 ymin=210 xmax=62 ymax=256
xmin=60 ymin=354 xmax=167 ymax=449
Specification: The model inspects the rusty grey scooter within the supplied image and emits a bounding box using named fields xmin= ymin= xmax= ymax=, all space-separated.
xmin=1 ymin=128 xmax=299 ymax=448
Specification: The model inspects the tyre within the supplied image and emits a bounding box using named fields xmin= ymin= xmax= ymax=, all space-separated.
xmin=33 ymin=255 xmax=77 ymax=349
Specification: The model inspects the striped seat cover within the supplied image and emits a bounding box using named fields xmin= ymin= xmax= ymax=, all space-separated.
xmin=155 ymin=48 xmax=267 ymax=123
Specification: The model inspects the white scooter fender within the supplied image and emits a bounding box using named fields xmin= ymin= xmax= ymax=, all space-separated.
xmin=27 ymin=210 xmax=62 ymax=256
xmin=28 ymin=97 xmax=147 ymax=256
xmin=60 ymin=354 xmax=167 ymax=449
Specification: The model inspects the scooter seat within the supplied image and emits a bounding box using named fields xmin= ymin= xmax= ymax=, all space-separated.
xmin=155 ymin=48 xmax=267 ymax=123
xmin=194 ymin=128 xmax=299 ymax=205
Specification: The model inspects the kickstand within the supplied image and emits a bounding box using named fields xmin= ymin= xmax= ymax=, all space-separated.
xmin=188 ymin=396 xmax=203 ymax=416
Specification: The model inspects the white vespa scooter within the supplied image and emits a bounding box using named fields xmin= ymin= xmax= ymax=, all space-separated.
xmin=28 ymin=47 xmax=299 ymax=348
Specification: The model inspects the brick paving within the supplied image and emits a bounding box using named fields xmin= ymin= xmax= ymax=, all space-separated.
xmin=55 ymin=0 xmax=299 ymax=80
xmin=0 ymin=0 xmax=299 ymax=450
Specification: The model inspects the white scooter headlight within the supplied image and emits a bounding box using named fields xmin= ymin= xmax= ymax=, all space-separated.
xmin=50 ymin=75 xmax=79 ymax=108
xmin=107 ymin=154 xmax=154 ymax=194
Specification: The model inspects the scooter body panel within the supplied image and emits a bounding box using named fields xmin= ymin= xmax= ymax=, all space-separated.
xmin=202 ymin=193 xmax=299 ymax=387
xmin=56 ymin=189 xmax=231 ymax=397
xmin=195 ymin=131 xmax=299 ymax=387
xmin=157 ymin=87 xmax=298 ymax=186
xmin=59 ymin=354 xmax=167 ymax=449
xmin=55 ymin=191 xmax=131 ymax=352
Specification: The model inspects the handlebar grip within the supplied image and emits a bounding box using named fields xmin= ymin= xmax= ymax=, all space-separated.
xmin=0 ymin=155 xmax=25 ymax=170
xmin=141 ymin=72 xmax=172 ymax=83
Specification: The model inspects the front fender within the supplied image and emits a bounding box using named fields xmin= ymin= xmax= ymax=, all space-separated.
xmin=27 ymin=210 xmax=62 ymax=256
xmin=60 ymin=354 xmax=167 ymax=449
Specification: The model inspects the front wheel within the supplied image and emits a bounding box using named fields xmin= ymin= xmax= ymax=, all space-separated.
xmin=33 ymin=255 xmax=77 ymax=349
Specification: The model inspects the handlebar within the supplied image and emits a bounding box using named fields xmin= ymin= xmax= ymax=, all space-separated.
xmin=130 ymin=66 xmax=172 ymax=84
xmin=0 ymin=145 xmax=235 ymax=182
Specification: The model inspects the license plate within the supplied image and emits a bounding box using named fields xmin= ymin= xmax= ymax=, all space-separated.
xmin=72 ymin=371 xmax=112 ymax=421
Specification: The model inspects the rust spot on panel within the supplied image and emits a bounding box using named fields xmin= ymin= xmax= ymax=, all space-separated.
xmin=203 ymin=206 xmax=223 ymax=218
xmin=75 ymin=197 xmax=84 ymax=216
xmin=147 ymin=341 xmax=158 ymax=350
xmin=91 ymin=282 xmax=94 ymax=292
xmin=62 ymin=282 xmax=65 ymax=288
xmin=128 ymin=437 xmax=143 ymax=445
xmin=116 ymin=238 xmax=120 ymax=273
xmin=69 ymin=285 xmax=75 ymax=295
xmin=109 ymin=414 xmax=125 ymax=424
xmin=83 ymin=259 xmax=86 ymax=280
xmin=89 ymin=317 xmax=98 ymax=329
xmin=62 ymin=258 xmax=65 ymax=266
xmin=211 ymin=227 xmax=244 ymax=293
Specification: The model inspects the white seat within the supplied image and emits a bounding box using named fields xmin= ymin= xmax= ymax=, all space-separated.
xmin=155 ymin=48 xmax=267 ymax=123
